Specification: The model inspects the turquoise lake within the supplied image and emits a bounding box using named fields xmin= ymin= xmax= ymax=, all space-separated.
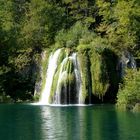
xmin=0 ymin=104 xmax=140 ymax=140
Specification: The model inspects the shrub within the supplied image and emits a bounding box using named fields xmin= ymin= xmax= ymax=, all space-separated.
xmin=117 ymin=69 xmax=140 ymax=111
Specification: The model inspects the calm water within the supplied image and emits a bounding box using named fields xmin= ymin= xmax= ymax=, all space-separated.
xmin=0 ymin=104 xmax=140 ymax=140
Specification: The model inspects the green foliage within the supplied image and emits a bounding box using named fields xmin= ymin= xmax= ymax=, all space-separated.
xmin=0 ymin=0 xmax=69 ymax=102
xmin=117 ymin=69 xmax=140 ymax=111
xmin=97 ymin=0 xmax=140 ymax=52
xmin=96 ymin=0 xmax=113 ymax=23
xmin=61 ymin=0 xmax=96 ymax=26
xmin=0 ymin=0 xmax=14 ymax=41
xmin=55 ymin=22 xmax=92 ymax=48
xmin=20 ymin=0 xmax=66 ymax=48
xmin=0 ymin=0 xmax=139 ymax=104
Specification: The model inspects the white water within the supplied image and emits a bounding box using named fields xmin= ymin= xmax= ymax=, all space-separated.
xmin=31 ymin=102 xmax=93 ymax=106
xmin=55 ymin=57 xmax=68 ymax=104
xmin=39 ymin=49 xmax=61 ymax=105
xmin=71 ymin=53 xmax=83 ymax=104
xmin=38 ymin=49 xmax=83 ymax=105
xmin=54 ymin=53 xmax=83 ymax=104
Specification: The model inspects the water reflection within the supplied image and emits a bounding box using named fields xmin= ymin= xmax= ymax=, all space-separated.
xmin=40 ymin=106 xmax=119 ymax=140
xmin=117 ymin=110 xmax=140 ymax=140
xmin=0 ymin=104 xmax=140 ymax=140
xmin=0 ymin=104 xmax=43 ymax=140
xmin=40 ymin=105 xmax=140 ymax=140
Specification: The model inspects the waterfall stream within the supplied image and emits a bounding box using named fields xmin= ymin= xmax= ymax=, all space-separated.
xmin=35 ymin=49 xmax=136 ymax=105
xmin=39 ymin=49 xmax=61 ymax=105
xmin=39 ymin=49 xmax=83 ymax=105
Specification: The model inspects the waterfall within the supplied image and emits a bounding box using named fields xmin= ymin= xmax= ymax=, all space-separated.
xmin=38 ymin=49 xmax=84 ymax=105
xmin=39 ymin=49 xmax=61 ymax=105
xmin=54 ymin=53 xmax=83 ymax=104
xmin=54 ymin=57 xmax=68 ymax=104
xmin=72 ymin=53 xmax=83 ymax=104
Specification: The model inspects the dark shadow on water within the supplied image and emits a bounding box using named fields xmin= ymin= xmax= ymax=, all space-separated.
xmin=0 ymin=104 xmax=43 ymax=140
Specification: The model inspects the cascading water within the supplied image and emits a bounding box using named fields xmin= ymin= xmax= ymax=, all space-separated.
xmin=54 ymin=57 xmax=68 ymax=104
xmin=39 ymin=49 xmax=61 ymax=105
xmin=54 ymin=53 xmax=83 ymax=104
xmin=72 ymin=53 xmax=83 ymax=104
xmin=38 ymin=49 xmax=84 ymax=105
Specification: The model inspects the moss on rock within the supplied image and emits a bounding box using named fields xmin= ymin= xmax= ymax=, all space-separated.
xmin=90 ymin=47 xmax=109 ymax=100
xmin=78 ymin=47 xmax=91 ymax=102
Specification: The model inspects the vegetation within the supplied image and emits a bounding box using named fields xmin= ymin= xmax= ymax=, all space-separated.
xmin=78 ymin=49 xmax=91 ymax=102
xmin=34 ymin=49 xmax=51 ymax=101
xmin=0 ymin=0 xmax=140 ymax=107
xmin=117 ymin=70 xmax=140 ymax=111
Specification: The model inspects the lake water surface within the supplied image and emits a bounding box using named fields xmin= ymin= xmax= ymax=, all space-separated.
xmin=0 ymin=104 xmax=140 ymax=140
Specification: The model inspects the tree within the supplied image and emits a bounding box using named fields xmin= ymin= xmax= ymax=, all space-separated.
xmin=60 ymin=0 xmax=96 ymax=27
xmin=96 ymin=0 xmax=140 ymax=53
xmin=20 ymin=0 xmax=67 ymax=48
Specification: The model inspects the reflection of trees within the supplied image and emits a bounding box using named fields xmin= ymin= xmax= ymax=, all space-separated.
xmin=77 ymin=105 xmax=119 ymax=140
xmin=2 ymin=105 xmax=140 ymax=140
xmin=117 ymin=110 xmax=140 ymax=140
xmin=94 ymin=105 xmax=119 ymax=140
xmin=0 ymin=105 xmax=43 ymax=140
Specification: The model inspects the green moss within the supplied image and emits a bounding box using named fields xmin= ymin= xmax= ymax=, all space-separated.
xmin=62 ymin=59 xmax=74 ymax=74
xmin=33 ymin=94 xmax=40 ymax=102
xmin=90 ymin=47 xmax=109 ymax=100
xmin=78 ymin=47 xmax=91 ymax=101
xmin=77 ymin=44 xmax=90 ymax=52
xmin=57 ymin=48 xmax=66 ymax=65
xmin=77 ymin=44 xmax=113 ymax=102
xmin=36 ymin=49 xmax=51 ymax=98
xmin=49 ymin=65 xmax=61 ymax=103
xmin=62 ymin=72 xmax=75 ymax=85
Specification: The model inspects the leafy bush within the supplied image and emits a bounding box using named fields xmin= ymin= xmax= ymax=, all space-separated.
xmin=117 ymin=69 xmax=140 ymax=111
xmin=55 ymin=22 xmax=93 ymax=48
